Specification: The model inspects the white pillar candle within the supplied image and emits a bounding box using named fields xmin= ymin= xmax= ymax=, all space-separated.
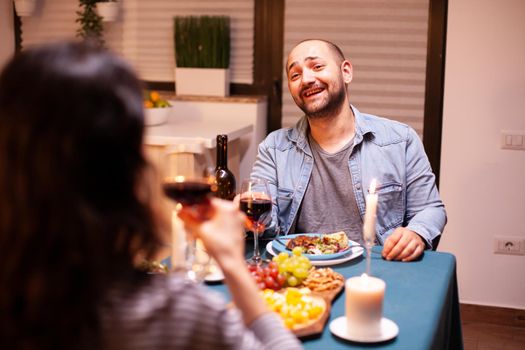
xmin=345 ymin=273 xmax=386 ymax=335
xmin=363 ymin=179 xmax=378 ymax=243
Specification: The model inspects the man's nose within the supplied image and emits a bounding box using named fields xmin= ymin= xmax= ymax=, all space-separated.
xmin=302 ymin=68 xmax=315 ymax=84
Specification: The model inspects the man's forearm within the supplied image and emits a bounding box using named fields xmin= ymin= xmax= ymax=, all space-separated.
xmin=405 ymin=206 xmax=447 ymax=248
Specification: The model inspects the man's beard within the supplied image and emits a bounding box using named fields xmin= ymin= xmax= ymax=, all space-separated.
xmin=296 ymin=82 xmax=347 ymax=120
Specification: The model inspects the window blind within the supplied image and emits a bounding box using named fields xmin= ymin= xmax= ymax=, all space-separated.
xmin=282 ymin=0 xmax=429 ymax=136
xmin=20 ymin=0 xmax=254 ymax=84
xmin=20 ymin=0 xmax=123 ymax=53
xmin=121 ymin=0 xmax=254 ymax=83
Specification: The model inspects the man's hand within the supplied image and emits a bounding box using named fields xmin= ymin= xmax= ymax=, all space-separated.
xmin=382 ymin=227 xmax=426 ymax=262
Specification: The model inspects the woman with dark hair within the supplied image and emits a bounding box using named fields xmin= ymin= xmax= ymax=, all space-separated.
xmin=0 ymin=42 xmax=302 ymax=350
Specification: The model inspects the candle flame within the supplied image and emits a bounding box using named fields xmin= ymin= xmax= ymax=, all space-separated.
xmin=369 ymin=179 xmax=377 ymax=194
xmin=165 ymin=175 xmax=186 ymax=183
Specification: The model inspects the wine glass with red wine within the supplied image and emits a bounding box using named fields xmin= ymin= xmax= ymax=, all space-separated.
xmin=163 ymin=142 xmax=216 ymax=281
xmin=240 ymin=178 xmax=272 ymax=265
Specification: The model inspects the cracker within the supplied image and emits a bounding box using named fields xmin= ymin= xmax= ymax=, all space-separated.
xmin=302 ymin=268 xmax=344 ymax=292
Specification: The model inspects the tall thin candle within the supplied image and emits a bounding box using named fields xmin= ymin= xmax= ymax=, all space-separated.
xmin=363 ymin=179 xmax=378 ymax=275
xmin=363 ymin=179 xmax=378 ymax=243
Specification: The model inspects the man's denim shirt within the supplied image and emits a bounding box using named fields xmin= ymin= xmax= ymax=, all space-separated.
xmin=251 ymin=106 xmax=446 ymax=248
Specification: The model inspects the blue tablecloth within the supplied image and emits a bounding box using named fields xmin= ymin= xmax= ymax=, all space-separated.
xmin=207 ymin=242 xmax=463 ymax=350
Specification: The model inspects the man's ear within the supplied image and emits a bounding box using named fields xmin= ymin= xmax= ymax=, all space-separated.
xmin=341 ymin=60 xmax=353 ymax=84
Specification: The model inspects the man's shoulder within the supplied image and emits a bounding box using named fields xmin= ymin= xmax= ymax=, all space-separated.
xmin=262 ymin=127 xmax=293 ymax=148
xmin=358 ymin=112 xmax=415 ymax=146
xmin=261 ymin=119 xmax=306 ymax=151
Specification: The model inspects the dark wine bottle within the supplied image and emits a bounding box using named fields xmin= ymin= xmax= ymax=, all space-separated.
xmin=215 ymin=134 xmax=236 ymax=200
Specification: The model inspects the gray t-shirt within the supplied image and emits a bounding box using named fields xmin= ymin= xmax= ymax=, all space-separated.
xmin=295 ymin=135 xmax=363 ymax=244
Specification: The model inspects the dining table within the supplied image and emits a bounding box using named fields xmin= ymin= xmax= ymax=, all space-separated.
xmin=206 ymin=239 xmax=463 ymax=350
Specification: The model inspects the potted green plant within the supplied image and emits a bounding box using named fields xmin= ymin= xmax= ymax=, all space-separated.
xmin=76 ymin=0 xmax=104 ymax=47
xmin=174 ymin=16 xmax=231 ymax=97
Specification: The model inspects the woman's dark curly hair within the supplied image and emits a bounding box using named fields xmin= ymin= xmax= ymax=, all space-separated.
xmin=0 ymin=41 xmax=164 ymax=349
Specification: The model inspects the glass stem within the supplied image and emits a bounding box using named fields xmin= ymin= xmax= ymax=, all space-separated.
xmin=252 ymin=227 xmax=261 ymax=265
xmin=186 ymin=239 xmax=197 ymax=272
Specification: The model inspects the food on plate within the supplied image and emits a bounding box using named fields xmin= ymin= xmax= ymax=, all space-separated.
xmin=302 ymin=268 xmax=344 ymax=293
xmin=261 ymin=287 xmax=326 ymax=330
xmin=272 ymin=248 xmax=313 ymax=287
xmin=285 ymin=231 xmax=350 ymax=255
xmin=248 ymin=261 xmax=287 ymax=291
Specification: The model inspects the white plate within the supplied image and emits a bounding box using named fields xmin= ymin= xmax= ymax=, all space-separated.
xmin=329 ymin=316 xmax=399 ymax=343
xmin=272 ymin=233 xmax=359 ymax=261
xmin=204 ymin=270 xmax=224 ymax=282
xmin=266 ymin=241 xmax=363 ymax=266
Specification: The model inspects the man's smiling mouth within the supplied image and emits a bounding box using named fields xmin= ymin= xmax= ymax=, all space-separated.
xmin=302 ymin=87 xmax=324 ymax=98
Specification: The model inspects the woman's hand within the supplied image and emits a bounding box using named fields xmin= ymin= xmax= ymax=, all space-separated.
xmin=179 ymin=198 xmax=269 ymax=326
xmin=178 ymin=198 xmax=246 ymax=269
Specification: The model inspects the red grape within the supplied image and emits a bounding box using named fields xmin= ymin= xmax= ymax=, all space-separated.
xmin=247 ymin=262 xmax=287 ymax=291
xmin=264 ymin=276 xmax=274 ymax=288
xmin=276 ymin=273 xmax=286 ymax=286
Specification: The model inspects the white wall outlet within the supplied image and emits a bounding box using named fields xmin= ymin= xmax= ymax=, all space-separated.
xmin=493 ymin=236 xmax=525 ymax=255
xmin=501 ymin=130 xmax=525 ymax=150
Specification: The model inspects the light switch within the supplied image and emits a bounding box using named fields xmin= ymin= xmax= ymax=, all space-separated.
xmin=512 ymin=135 xmax=523 ymax=146
xmin=501 ymin=131 xmax=525 ymax=150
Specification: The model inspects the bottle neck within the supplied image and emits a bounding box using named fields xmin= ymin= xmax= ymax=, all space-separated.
xmin=216 ymin=136 xmax=228 ymax=168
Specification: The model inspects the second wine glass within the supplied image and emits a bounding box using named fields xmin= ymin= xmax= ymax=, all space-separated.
xmin=239 ymin=178 xmax=272 ymax=266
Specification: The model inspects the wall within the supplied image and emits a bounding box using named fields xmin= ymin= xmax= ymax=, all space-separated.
xmin=17 ymin=0 xmax=254 ymax=84
xmin=439 ymin=0 xmax=525 ymax=309
xmin=0 ymin=0 xmax=15 ymax=69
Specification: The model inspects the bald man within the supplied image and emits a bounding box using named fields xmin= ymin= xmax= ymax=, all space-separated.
xmin=250 ymin=39 xmax=446 ymax=261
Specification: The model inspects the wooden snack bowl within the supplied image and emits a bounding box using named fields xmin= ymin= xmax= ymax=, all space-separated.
xmin=291 ymin=269 xmax=345 ymax=337
xmin=313 ymin=279 xmax=344 ymax=303
xmin=291 ymin=292 xmax=330 ymax=338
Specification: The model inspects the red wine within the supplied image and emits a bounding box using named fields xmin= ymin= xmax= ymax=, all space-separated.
xmin=163 ymin=181 xmax=212 ymax=206
xmin=215 ymin=135 xmax=236 ymax=200
xmin=239 ymin=198 xmax=272 ymax=225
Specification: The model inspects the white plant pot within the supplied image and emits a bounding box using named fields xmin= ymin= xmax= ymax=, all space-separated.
xmin=175 ymin=68 xmax=230 ymax=97
xmin=14 ymin=0 xmax=37 ymax=17
xmin=144 ymin=107 xmax=172 ymax=126
xmin=96 ymin=2 xmax=119 ymax=22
